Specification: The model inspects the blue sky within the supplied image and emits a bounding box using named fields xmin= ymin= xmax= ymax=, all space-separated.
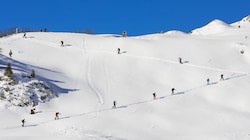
xmin=1 ymin=0 xmax=250 ymax=36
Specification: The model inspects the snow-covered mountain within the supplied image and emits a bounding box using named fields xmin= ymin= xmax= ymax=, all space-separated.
xmin=191 ymin=15 xmax=250 ymax=35
xmin=0 ymin=15 xmax=250 ymax=140
xmin=190 ymin=19 xmax=234 ymax=35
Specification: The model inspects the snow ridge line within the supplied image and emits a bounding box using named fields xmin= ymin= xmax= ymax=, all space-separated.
xmin=87 ymin=55 xmax=104 ymax=104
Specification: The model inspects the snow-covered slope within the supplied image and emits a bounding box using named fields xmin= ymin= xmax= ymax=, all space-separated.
xmin=190 ymin=19 xmax=234 ymax=35
xmin=0 ymin=15 xmax=250 ymax=140
xmin=232 ymin=15 xmax=250 ymax=28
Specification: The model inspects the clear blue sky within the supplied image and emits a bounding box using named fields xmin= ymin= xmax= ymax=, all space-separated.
xmin=1 ymin=0 xmax=249 ymax=36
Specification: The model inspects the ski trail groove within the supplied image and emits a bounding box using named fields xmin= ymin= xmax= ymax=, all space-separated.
xmin=82 ymin=36 xmax=103 ymax=104
xmin=103 ymin=56 xmax=111 ymax=97
xmin=10 ymin=73 xmax=248 ymax=128
xmin=87 ymin=55 xmax=104 ymax=104
xmin=126 ymin=54 xmax=248 ymax=74
xmin=90 ymin=51 xmax=249 ymax=75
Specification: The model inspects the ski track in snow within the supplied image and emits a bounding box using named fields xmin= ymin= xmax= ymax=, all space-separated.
xmin=87 ymin=55 xmax=104 ymax=104
xmin=0 ymin=70 xmax=248 ymax=134
xmin=124 ymin=53 xmax=249 ymax=75
xmin=84 ymin=36 xmax=104 ymax=104
xmin=89 ymin=50 xmax=249 ymax=75
xmin=2 ymin=31 xmax=250 ymax=139
xmin=11 ymin=71 xmax=247 ymax=128
xmin=103 ymin=55 xmax=111 ymax=98
xmin=82 ymin=36 xmax=104 ymax=104
xmin=1 ymin=47 xmax=248 ymax=131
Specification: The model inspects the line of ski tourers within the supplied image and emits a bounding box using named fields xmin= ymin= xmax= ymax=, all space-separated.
xmin=21 ymin=74 xmax=225 ymax=127
xmin=21 ymin=102 xmax=60 ymax=127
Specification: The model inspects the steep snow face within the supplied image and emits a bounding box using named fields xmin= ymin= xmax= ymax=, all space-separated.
xmin=0 ymin=15 xmax=250 ymax=140
xmin=191 ymin=19 xmax=234 ymax=35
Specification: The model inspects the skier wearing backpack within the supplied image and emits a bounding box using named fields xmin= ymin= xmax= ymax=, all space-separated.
xmin=112 ymin=101 xmax=116 ymax=109
xmin=220 ymin=74 xmax=224 ymax=81
xmin=207 ymin=78 xmax=210 ymax=85
xmin=55 ymin=112 xmax=60 ymax=120
xmin=23 ymin=32 xmax=26 ymax=38
xmin=61 ymin=41 xmax=64 ymax=46
xmin=153 ymin=92 xmax=156 ymax=100
xmin=117 ymin=48 xmax=121 ymax=54
xmin=30 ymin=109 xmax=35 ymax=114
xmin=9 ymin=50 xmax=12 ymax=57
xmin=179 ymin=57 xmax=183 ymax=64
xmin=21 ymin=119 xmax=25 ymax=127
xmin=172 ymin=88 xmax=176 ymax=95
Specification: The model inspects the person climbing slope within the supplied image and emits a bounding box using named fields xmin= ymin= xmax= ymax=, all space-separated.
xmin=21 ymin=119 xmax=25 ymax=127
xmin=55 ymin=112 xmax=60 ymax=120
xmin=117 ymin=48 xmax=121 ymax=54
xmin=172 ymin=88 xmax=176 ymax=95
xmin=220 ymin=74 xmax=224 ymax=81
xmin=112 ymin=101 xmax=116 ymax=109
xmin=207 ymin=78 xmax=210 ymax=85
xmin=153 ymin=92 xmax=156 ymax=100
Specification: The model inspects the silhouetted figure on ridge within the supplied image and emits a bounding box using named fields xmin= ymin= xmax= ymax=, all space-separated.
xmin=23 ymin=32 xmax=26 ymax=38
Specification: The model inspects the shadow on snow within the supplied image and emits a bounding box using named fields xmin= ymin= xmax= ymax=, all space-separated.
xmin=0 ymin=54 xmax=78 ymax=94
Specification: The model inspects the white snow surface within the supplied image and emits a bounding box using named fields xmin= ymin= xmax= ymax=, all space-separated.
xmin=190 ymin=19 xmax=234 ymax=35
xmin=0 ymin=15 xmax=250 ymax=140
